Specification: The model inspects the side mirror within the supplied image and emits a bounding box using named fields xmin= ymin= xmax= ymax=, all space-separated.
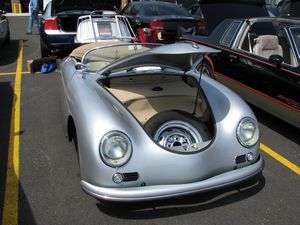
xmin=75 ymin=63 xmax=87 ymax=71
xmin=269 ymin=54 xmax=284 ymax=67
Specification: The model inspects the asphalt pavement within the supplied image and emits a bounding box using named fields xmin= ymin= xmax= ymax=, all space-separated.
xmin=0 ymin=16 xmax=299 ymax=225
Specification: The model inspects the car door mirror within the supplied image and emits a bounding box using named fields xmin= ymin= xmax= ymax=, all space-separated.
xmin=269 ymin=54 xmax=284 ymax=67
xmin=75 ymin=63 xmax=87 ymax=71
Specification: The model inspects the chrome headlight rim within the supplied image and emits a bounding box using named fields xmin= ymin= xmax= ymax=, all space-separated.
xmin=100 ymin=131 xmax=132 ymax=168
xmin=236 ymin=117 xmax=259 ymax=148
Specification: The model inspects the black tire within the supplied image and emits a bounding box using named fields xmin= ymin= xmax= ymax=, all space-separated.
xmin=40 ymin=37 xmax=51 ymax=57
xmin=144 ymin=110 xmax=211 ymax=150
xmin=198 ymin=61 xmax=215 ymax=79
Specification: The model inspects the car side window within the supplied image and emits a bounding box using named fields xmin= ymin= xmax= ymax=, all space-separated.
xmin=219 ymin=21 xmax=242 ymax=47
xmin=239 ymin=21 xmax=298 ymax=67
xmin=278 ymin=30 xmax=298 ymax=67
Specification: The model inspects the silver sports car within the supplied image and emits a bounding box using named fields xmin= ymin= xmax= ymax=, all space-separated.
xmin=59 ymin=41 xmax=264 ymax=202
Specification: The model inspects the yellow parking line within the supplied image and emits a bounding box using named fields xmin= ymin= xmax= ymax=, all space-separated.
xmin=260 ymin=143 xmax=300 ymax=175
xmin=1 ymin=40 xmax=23 ymax=225
xmin=0 ymin=71 xmax=30 ymax=76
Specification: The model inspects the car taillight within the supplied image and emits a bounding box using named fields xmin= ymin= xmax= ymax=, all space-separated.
xmin=44 ymin=18 xmax=59 ymax=30
xmin=150 ymin=19 xmax=164 ymax=30
xmin=197 ymin=20 xmax=206 ymax=31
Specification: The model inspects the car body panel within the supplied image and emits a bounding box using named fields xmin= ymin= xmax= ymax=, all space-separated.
xmin=185 ymin=17 xmax=300 ymax=128
xmin=59 ymin=42 xmax=263 ymax=201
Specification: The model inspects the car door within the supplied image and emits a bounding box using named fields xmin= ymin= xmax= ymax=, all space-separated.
xmin=213 ymin=20 xmax=299 ymax=113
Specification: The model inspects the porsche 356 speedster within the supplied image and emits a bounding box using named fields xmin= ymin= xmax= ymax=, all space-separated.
xmin=59 ymin=41 xmax=264 ymax=201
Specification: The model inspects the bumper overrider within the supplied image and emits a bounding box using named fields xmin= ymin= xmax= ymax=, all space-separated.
xmin=81 ymin=155 xmax=264 ymax=202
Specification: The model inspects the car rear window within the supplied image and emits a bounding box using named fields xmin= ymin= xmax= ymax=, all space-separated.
xmin=220 ymin=21 xmax=242 ymax=47
xmin=142 ymin=4 xmax=190 ymax=17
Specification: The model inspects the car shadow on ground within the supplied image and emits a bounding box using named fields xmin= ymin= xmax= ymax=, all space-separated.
xmin=0 ymin=82 xmax=37 ymax=224
xmin=0 ymin=40 xmax=20 ymax=66
xmin=96 ymin=175 xmax=265 ymax=219
xmin=250 ymin=105 xmax=300 ymax=145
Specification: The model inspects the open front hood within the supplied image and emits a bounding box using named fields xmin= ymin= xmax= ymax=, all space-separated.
xmin=52 ymin=0 xmax=120 ymax=13
xmin=99 ymin=42 xmax=220 ymax=76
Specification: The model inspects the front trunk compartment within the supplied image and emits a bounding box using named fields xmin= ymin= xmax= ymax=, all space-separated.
xmin=102 ymin=74 xmax=214 ymax=148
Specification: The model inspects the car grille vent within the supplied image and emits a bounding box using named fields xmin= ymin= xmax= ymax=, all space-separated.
xmin=123 ymin=172 xmax=139 ymax=182
xmin=235 ymin=155 xmax=246 ymax=164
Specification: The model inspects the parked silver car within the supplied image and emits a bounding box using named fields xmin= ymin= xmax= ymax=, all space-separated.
xmin=59 ymin=41 xmax=264 ymax=202
xmin=0 ymin=9 xmax=10 ymax=46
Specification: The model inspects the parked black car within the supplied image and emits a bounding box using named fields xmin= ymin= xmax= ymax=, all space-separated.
xmin=39 ymin=0 xmax=120 ymax=57
xmin=185 ymin=17 xmax=300 ymax=128
xmin=121 ymin=1 xmax=206 ymax=43
xmin=188 ymin=0 xmax=271 ymax=35
xmin=0 ymin=9 xmax=10 ymax=47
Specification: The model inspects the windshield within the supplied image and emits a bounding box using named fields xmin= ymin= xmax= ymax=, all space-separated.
xmin=82 ymin=43 xmax=160 ymax=72
xmin=290 ymin=27 xmax=300 ymax=57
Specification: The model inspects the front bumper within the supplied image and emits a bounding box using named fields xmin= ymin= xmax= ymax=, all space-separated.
xmin=81 ymin=155 xmax=264 ymax=202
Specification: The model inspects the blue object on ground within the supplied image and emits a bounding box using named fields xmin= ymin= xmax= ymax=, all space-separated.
xmin=41 ymin=63 xmax=57 ymax=73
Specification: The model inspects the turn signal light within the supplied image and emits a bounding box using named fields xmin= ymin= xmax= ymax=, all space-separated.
xmin=44 ymin=18 xmax=59 ymax=30
xmin=150 ymin=19 xmax=164 ymax=30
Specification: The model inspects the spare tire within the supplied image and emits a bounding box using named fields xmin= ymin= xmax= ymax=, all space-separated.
xmin=144 ymin=110 xmax=211 ymax=151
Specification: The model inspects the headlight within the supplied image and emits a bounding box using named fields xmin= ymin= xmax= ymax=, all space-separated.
xmin=100 ymin=131 xmax=132 ymax=167
xmin=236 ymin=117 xmax=259 ymax=147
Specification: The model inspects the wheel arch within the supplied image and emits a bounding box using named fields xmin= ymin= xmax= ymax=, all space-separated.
xmin=203 ymin=55 xmax=216 ymax=74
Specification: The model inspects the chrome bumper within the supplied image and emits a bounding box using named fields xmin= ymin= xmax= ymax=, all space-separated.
xmin=81 ymin=156 xmax=264 ymax=202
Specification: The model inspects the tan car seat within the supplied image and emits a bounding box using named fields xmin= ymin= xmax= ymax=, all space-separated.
xmin=253 ymin=35 xmax=283 ymax=59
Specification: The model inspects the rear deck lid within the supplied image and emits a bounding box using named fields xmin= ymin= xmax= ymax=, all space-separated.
xmin=80 ymin=42 xmax=219 ymax=74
